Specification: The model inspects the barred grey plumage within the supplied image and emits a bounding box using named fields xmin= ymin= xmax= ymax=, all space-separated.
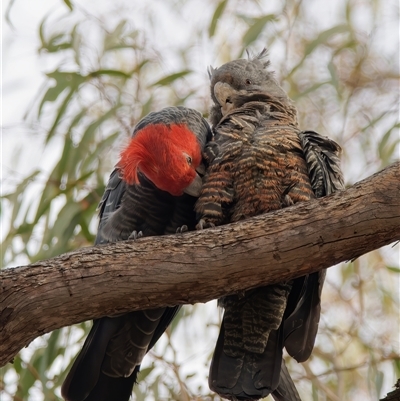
xmin=196 ymin=50 xmax=344 ymax=401
xmin=62 ymin=106 xmax=212 ymax=401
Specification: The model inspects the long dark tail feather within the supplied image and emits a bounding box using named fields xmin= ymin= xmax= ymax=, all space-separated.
xmin=271 ymin=359 xmax=302 ymax=401
xmin=61 ymin=318 xmax=123 ymax=401
xmin=62 ymin=307 xmax=181 ymax=401
xmin=249 ymin=327 xmax=283 ymax=395
xmin=73 ymin=370 xmax=137 ymax=401
xmin=284 ymin=276 xmax=307 ymax=318
xmin=284 ymin=271 xmax=325 ymax=362
xmin=209 ymin=320 xmax=244 ymax=392
xmin=209 ymin=321 xmax=284 ymax=400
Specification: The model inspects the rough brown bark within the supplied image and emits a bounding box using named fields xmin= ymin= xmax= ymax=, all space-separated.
xmin=1 ymin=162 xmax=399 ymax=367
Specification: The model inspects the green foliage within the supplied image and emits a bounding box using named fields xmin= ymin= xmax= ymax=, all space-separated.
xmin=208 ymin=0 xmax=228 ymax=38
xmin=2 ymin=0 xmax=399 ymax=400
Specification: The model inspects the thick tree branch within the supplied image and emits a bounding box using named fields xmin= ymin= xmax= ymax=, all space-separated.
xmin=1 ymin=162 xmax=399 ymax=367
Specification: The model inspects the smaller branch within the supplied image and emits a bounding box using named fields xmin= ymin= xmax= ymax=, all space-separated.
xmin=302 ymin=362 xmax=342 ymax=401
xmin=300 ymin=355 xmax=400 ymax=379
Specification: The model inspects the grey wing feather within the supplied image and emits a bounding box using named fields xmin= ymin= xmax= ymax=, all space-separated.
xmin=271 ymin=359 xmax=302 ymax=401
xmin=299 ymin=130 xmax=345 ymax=196
xmin=95 ymin=168 xmax=126 ymax=245
xmin=284 ymin=131 xmax=344 ymax=362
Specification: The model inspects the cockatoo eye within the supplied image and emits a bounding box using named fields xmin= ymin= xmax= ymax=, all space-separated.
xmin=186 ymin=155 xmax=192 ymax=165
xmin=245 ymin=79 xmax=252 ymax=85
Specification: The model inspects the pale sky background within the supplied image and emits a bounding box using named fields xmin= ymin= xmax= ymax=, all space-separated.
xmin=2 ymin=0 xmax=399 ymax=400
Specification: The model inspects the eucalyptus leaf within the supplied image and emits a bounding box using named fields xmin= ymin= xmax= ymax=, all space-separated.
xmin=150 ymin=70 xmax=192 ymax=86
xmin=242 ymin=14 xmax=276 ymax=48
xmin=209 ymin=0 xmax=228 ymax=38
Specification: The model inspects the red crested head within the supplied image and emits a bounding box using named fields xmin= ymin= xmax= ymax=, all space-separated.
xmin=118 ymin=123 xmax=202 ymax=196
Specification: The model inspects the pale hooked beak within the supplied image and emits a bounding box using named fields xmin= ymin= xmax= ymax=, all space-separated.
xmin=214 ymin=82 xmax=235 ymax=116
xmin=183 ymin=173 xmax=203 ymax=197
xmin=196 ymin=163 xmax=206 ymax=176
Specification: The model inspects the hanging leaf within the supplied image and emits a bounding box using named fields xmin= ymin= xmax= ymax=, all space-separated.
xmin=304 ymin=24 xmax=350 ymax=57
xmin=208 ymin=0 xmax=228 ymax=37
xmin=378 ymin=122 xmax=400 ymax=166
xmin=71 ymin=25 xmax=81 ymax=66
xmin=292 ymin=80 xmax=331 ymax=100
xmin=241 ymin=14 xmax=276 ymax=48
xmin=88 ymin=69 xmax=132 ymax=79
xmin=150 ymin=70 xmax=192 ymax=86
xmin=70 ymin=105 xmax=121 ymax=169
xmin=63 ymin=0 xmax=73 ymax=11
xmin=386 ymin=266 xmax=400 ymax=274
xmin=288 ymin=24 xmax=350 ymax=78
xmin=55 ymin=108 xmax=88 ymax=178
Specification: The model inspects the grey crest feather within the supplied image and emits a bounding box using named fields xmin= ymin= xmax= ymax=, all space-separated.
xmin=254 ymin=48 xmax=270 ymax=68
xmin=208 ymin=65 xmax=216 ymax=80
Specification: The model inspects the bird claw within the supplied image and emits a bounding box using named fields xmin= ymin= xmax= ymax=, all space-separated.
xmin=176 ymin=225 xmax=188 ymax=234
xmin=129 ymin=230 xmax=143 ymax=240
xmin=282 ymin=194 xmax=294 ymax=207
xmin=196 ymin=219 xmax=215 ymax=230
